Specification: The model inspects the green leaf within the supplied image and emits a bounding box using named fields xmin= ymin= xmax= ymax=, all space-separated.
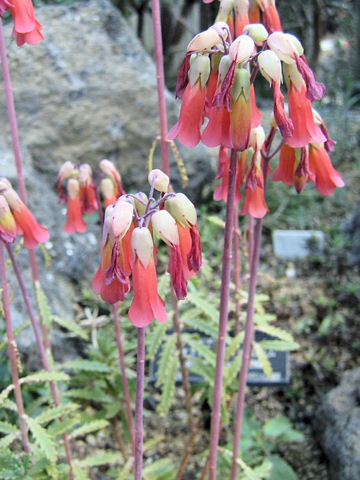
xmin=253 ymin=342 xmax=273 ymax=378
xmin=0 ymin=449 xmax=26 ymax=479
xmin=0 ymin=385 xmax=15 ymax=406
xmin=147 ymin=322 xmax=168 ymax=360
xmin=72 ymin=463 xmax=90 ymax=480
xmin=69 ymin=419 xmax=109 ymax=439
xmin=143 ymin=435 xmax=165 ymax=451
xmin=188 ymin=357 xmax=214 ymax=384
xmin=27 ymin=416 xmax=57 ymax=462
xmin=255 ymin=323 xmax=295 ymax=343
xmin=78 ymin=451 xmax=120 ymax=468
xmin=156 ymin=335 xmax=176 ymax=386
xmin=0 ymin=432 xmax=18 ymax=448
xmin=218 ymin=448 xmax=263 ymax=480
xmin=0 ymin=321 xmax=31 ymax=350
xmin=65 ymin=388 xmax=110 ymax=403
xmin=48 ymin=416 xmax=80 ymax=438
xmin=20 ymin=370 xmax=70 ymax=385
xmin=182 ymin=315 xmax=218 ymax=339
xmin=184 ymin=336 xmax=216 ymax=367
xmin=0 ymin=421 xmax=17 ymax=435
xmin=62 ymin=359 xmax=110 ymax=372
xmin=35 ymin=403 xmax=79 ymax=425
xmin=268 ymin=454 xmax=298 ymax=480
xmin=157 ymin=355 xmax=178 ymax=416
xmin=223 ymin=353 xmax=242 ymax=388
xmin=143 ymin=458 xmax=177 ymax=480
xmin=117 ymin=458 xmax=133 ymax=480
xmin=52 ymin=315 xmax=89 ymax=340
xmin=225 ymin=332 xmax=244 ymax=361
xmin=186 ymin=292 xmax=219 ymax=323
xmin=259 ymin=340 xmax=299 ymax=351
xmin=35 ymin=283 xmax=53 ymax=330
xmin=27 ymin=457 xmax=51 ymax=476
xmin=263 ymin=417 xmax=293 ymax=438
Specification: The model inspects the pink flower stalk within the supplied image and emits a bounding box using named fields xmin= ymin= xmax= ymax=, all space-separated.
xmin=213 ymin=147 xmax=244 ymax=204
xmin=64 ymin=179 xmax=87 ymax=234
xmin=128 ymin=227 xmax=167 ymax=327
xmin=2 ymin=186 xmax=49 ymax=249
xmin=0 ymin=0 xmax=44 ymax=46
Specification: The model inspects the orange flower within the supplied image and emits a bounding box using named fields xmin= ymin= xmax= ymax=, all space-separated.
xmin=308 ymin=144 xmax=345 ymax=196
xmin=64 ymin=179 xmax=87 ymax=234
xmin=7 ymin=0 xmax=44 ymax=46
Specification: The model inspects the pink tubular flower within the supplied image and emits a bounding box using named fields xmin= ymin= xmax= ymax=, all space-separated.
xmin=3 ymin=187 xmax=49 ymax=249
xmin=7 ymin=0 xmax=44 ymax=46
xmin=308 ymin=143 xmax=345 ymax=196
xmin=129 ymin=227 xmax=167 ymax=328
xmin=272 ymin=144 xmax=298 ymax=185
xmin=64 ymin=179 xmax=87 ymax=234
xmin=79 ymin=164 xmax=98 ymax=215
xmin=0 ymin=195 xmax=16 ymax=243
xmin=240 ymin=183 xmax=268 ymax=218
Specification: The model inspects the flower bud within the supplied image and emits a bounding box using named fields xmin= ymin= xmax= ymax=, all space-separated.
xmin=0 ymin=195 xmax=16 ymax=243
xmin=243 ymin=23 xmax=268 ymax=43
xmin=231 ymin=68 xmax=250 ymax=101
xmin=2 ymin=187 xmax=22 ymax=211
xmin=216 ymin=0 xmax=234 ymax=22
xmin=100 ymin=178 xmax=116 ymax=201
xmin=132 ymin=192 xmax=148 ymax=217
xmin=67 ymin=178 xmax=80 ymax=200
xmin=229 ymin=34 xmax=255 ymax=64
xmin=148 ymin=169 xmax=170 ymax=193
xmin=258 ymin=49 xmax=282 ymax=85
xmin=165 ymin=193 xmax=197 ymax=228
xmin=188 ymin=54 xmax=211 ymax=87
xmin=187 ymin=22 xmax=229 ymax=52
xmin=99 ymin=159 xmax=120 ymax=179
xmin=79 ymin=164 xmax=93 ymax=185
xmin=131 ymin=227 xmax=154 ymax=268
xmin=218 ymin=54 xmax=231 ymax=81
xmin=283 ymin=62 xmax=303 ymax=91
xmin=0 ymin=178 xmax=13 ymax=191
xmin=102 ymin=205 xmax=114 ymax=245
xmin=151 ymin=210 xmax=179 ymax=247
xmin=112 ymin=200 xmax=134 ymax=239
xmin=267 ymin=31 xmax=299 ymax=64
xmin=249 ymin=126 xmax=266 ymax=151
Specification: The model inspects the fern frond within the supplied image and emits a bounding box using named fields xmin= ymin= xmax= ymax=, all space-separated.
xmin=69 ymin=419 xmax=109 ymax=439
xmin=26 ymin=416 xmax=57 ymax=462
xmin=52 ymin=315 xmax=88 ymax=340
xmin=157 ymin=355 xmax=177 ymax=416
xmin=35 ymin=282 xmax=53 ymax=330
xmin=253 ymin=342 xmax=273 ymax=379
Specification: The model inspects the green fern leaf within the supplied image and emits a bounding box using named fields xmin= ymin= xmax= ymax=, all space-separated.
xmin=35 ymin=282 xmax=53 ymax=330
xmin=52 ymin=315 xmax=88 ymax=340
xmin=260 ymin=340 xmax=299 ymax=351
xmin=78 ymin=451 xmax=120 ymax=468
xmin=1 ymin=399 xmax=17 ymax=412
xmin=255 ymin=323 xmax=295 ymax=343
xmin=223 ymin=353 xmax=242 ymax=388
xmin=147 ymin=322 xmax=168 ymax=360
xmin=156 ymin=335 xmax=176 ymax=386
xmin=35 ymin=403 xmax=79 ymax=425
xmin=62 ymin=359 xmax=110 ymax=372
xmin=64 ymin=388 xmax=110 ymax=403
xmin=143 ymin=435 xmax=165 ymax=451
xmin=26 ymin=416 xmax=57 ymax=462
xmin=117 ymin=458 xmax=134 ymax=480
xmin=188 ymin=357 xmax=214 ymax=384
xmin=20 ymin=370 xmax=69 ymax=385
xmin=253 ymin=342 xmax=273 ymax=379
xmin=157 ymin=355 xmax=178 ymax=416
xmin=48 ymin=416 xmax=80 ymax=438
xmin=69 ymin=419 xmax=109 ymax=439
xmin=0 ymin=421 xmax=17 ymax=435
xmin=143 ymin=458 xmax=177 ymax=480
xmin=185 ymin=292 xmax=219 ymax=323
xmin=0 ymin=385 xmax=15 ymax=406
xmin=182 ymin=316 xmax=218 ymax=339
xmin=72 ymin=463 xmax=90 ymax=480
xmin=0 ymin=432 xmax=18 ymax=448
xmin=225 ymin=332 xmax=244 ymax=361
xmin=183 ymin=336 xmax=216 ymax=367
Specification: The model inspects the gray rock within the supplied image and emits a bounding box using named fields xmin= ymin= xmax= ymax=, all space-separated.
xmin=315 ymin=367 xmax=360 ymax=480
xmin=343 ymin=205 xmax=360 ymax=269
xmin=0 ymin=0 xmax=213 ymax=353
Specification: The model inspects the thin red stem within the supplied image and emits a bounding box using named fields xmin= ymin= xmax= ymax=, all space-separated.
xmin=151 ymin=0 xmax=170 ymax=175
xmin=208 ymin=149 xmax=238 ymax=480
xmin=233 ymin=210 xmax=242 ymax=336
xmin=112 ymin=303 xmax=135 ymax=457
xmin=0 ymin=242 xmax=30 ymax=453
xmin=134 ymin=327 xmax=146 ymax=480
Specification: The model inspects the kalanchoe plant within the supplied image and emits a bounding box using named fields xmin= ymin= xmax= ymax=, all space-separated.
xmin=0 ymin=0 xmax=44 ymax=46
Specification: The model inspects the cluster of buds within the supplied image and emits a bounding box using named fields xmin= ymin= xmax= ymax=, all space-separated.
xmin=0 ymin=178 xmax=49 ymax=249
xmin=168 ymin=0 xmax=344 ymax=217
xmin=57 ymin=160 xmax=125 ymax=233
xmin=0 ymin=0 xmax=44 ymax=46
xmin=92 ymin=169 xmax=202 ymax=327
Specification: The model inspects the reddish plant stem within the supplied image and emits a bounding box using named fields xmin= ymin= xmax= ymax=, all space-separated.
xmin=175 ymin=425 xmax=199 ymax=480
xmin=247 ymin=215 xmax=254 ymax=272
xmin=6 ymin=244 xmax=74 ymax=473
xmin=230 ymin=156 xmax=270 ymax=480
xmin=111 ymin=417 xmax=129 ymax=461
xmin=134 ymin=327 xmax=146 ymax=480
xmin=0 ymin=243 xmax=30 ymax=453
xmin=233 ymin=209 xmax=242 ymax=336
xmin=0 ymin=22 xmax=51 ymax=353
xmin=208 ymin=149 xmax=238 ymax=480
xmin=151 ymin=0 xmax=170 ymax=175
xmin=112 ymin=303 xmax=135 ymax=457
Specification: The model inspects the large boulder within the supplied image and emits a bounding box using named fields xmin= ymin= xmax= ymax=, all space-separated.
xmin=314 ymin=367 xmax=360 ymax=480
xmin=0 ymin=0 xmax=213 ymax=351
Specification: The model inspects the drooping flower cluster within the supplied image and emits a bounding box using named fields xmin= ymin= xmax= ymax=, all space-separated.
xmin=0 ymin=0 xmax=44 ymax=46
xmin=168 ymin=0 xmax=344 ymax=217
xmin=0 ymin=178 xmax=49 ymax=248
xmin=92 ymin=169 xmax=202 ymax=327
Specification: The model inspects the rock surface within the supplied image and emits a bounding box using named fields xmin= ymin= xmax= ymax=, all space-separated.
xmin=315 ymin=367 xmax=360 ymax=480
xmin=0 ymin=0 xmax=213 ymax=351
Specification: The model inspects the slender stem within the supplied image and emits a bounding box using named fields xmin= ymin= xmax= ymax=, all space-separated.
xmin=233 ymin=210 xmax=242 ymax=336
xmin=134 ymin=327 xmax=146 ymax=480
xmin=6 ymin=244 xmax=74 ymax=474
xmin=247 ymin=215 xmax=254 ymax=272
xmin=112 ymin=303 xmax=135 ymax=457
xmin=111 ymin=417 xmax=129 ymax=461
xmin=151 ymin=0 xmax=170 ymax=175
xmin=208 ymin=150 xmax=238 ymax=480
xmin=0 ymin=242 xmax=30 ymax=452
xmin=175 ymin=425 xmax=199 ymax=480
xmin=230 ymin=217 xmax=263 ymax=480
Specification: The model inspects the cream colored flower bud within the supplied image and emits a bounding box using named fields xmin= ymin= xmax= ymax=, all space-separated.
xmin=231 ymin=68 xmax=250 ymax=101
xmin=0 ymin=178 xmax=13 ymax=191
xmin=151 ymin=210 xmax=179 ymax=247
xmin=216 ymin=0 xmax=234 ymax=22
xmin=229 ymin=35 xmax=255 ymax=64
xmin=189 ymin=54 xmax=211 ymax=87
xmin=187 ymin=22 xmax=228 ymax=52
xmin=112 ymin=200 xmax=134 ymax=239
xmin=258 ymin=50 xmax=282 ymax=85
xmin=148 ymin=169 xmax=169 ymax=193
xmin=58 ymin=161 xmax=76 ymax=181
xmin=100 ymin=178 xmax=115 ymax=198
xmin=283 ymin=62 xmax=303 ymax=91
xmin=243 ymin=23 xmax=268 ymax=43
xmin=165 ymin=193 xmax=197 ymax=228
xmin=267 ymin=31 xmax=297 ymax=64
xmin=102 ymin=204 xmax=115 ymax=244
xmin=67 ymin=178 xmax=80 ymax=200
xmin=0 ymin=195 xmax=15 ymax=225
xmin=131 ymin=227 xmax=154 ymax=268
xmin=218 ymin=54 xmax=231 ymax=81
xmin=285 ymin=33 xmax=304 ymax=56
xmin=249 ymin=126 xmax=266 ymax=151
